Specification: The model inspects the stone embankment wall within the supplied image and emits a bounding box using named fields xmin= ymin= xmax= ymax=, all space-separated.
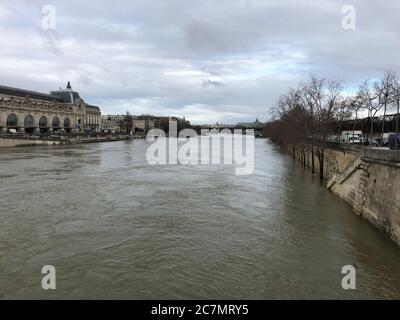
xmin=290 ymin=144 xmax=400 ymax=246
xmin=0 ymin=135 xmax=135 ymax=148
xmin=0 ymin=138 xmax=61 ymax=148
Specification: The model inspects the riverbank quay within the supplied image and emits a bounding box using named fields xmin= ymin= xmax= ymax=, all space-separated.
xmin=288 ymin=142 xmax=400 ymax=246
xmin=0 ymin=133 xmax=144 ymax=148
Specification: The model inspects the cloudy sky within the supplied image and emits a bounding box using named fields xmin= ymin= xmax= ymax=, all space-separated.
xmin=0 ymin=0 xmax=399 ymax=124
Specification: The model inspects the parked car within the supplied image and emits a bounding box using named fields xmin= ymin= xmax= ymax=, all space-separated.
xmin=375 ymin=137 xmax=383 ymax=146
xmin=388 ymin=133 xmax=400 ymax=150
xmin=367 ymin=139 xmax=379 ymax=147
xmin=383 ymin=133 xmax=395 ymax=147
xmin=348 ymin=136 xmax=362 ymax=144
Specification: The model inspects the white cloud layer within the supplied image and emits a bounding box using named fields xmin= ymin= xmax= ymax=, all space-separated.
xmin=1 ymin=0 xmax=400 ymax=124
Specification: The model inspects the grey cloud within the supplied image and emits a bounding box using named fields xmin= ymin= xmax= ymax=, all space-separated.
xmin=202 ymin=79 xmax=225 ymax=88
xmin=1 ymin=0 xmax=400 ymax=123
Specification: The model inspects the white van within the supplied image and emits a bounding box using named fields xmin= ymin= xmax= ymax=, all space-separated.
xmin=341 ymin=131 xmax=362 ymax=144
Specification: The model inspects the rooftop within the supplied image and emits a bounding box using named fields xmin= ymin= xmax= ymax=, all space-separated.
xmin=0 ymin=82 xmax=94 ymax=106
xmin=0 ymin=85 xmax=62 ymax=102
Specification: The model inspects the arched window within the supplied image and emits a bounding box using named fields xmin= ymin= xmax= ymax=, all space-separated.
xmin=6 ymin=114 xmax=18 ymax=127
xmin=39 ymin=116 xmax=48 ymax=128
xmin=24 ymin=115 xmax=34 ymax=128
xmin=64 ymin=118 xmax=71 ymax=128
xmin=52 ymin=117 xmax=60 ymax=128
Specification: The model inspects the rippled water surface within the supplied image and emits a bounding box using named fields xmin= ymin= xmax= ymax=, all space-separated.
xmin=0 ymin=139 xmax=399 ymax=299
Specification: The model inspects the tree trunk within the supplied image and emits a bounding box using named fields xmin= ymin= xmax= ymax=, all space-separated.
xmin=382 ymin=105 xmax=387 ymax=143
xmin=300 ymin=147 xmax=303 ymax=166
xmin=301 ymin=146 xmax=304 ymax=167
xmin=311 ymin=147 xmax=315 ymax=174
xmin=370 ymin=116 xmax=374 ymax=143
xmin=337 ymin=122 xmax=342 ymax=142
xmin=299 ymin=146 xmax=302 ymax=166
xmin=318 ymin=149 xmax=324 ymax=181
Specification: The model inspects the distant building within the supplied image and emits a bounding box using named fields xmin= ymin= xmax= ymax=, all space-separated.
xmin=158 ymin=116 xmax=191 ymax=133
xmin=236 ymin=117 xmax=264 ymax=129
xmin=101 ymin=115 xmax=124 ymax=133
xmin=100 ymin=114 xmax=190 ymax=134
xmin=0 ymin=82 xmax=101 ymax=133
xmin=101 ymin=114 xmax=160 ymax=134
xmin=133 ymin=115 xmax=160 ymax=133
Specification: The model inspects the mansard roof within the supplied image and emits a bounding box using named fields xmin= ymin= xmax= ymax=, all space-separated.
xmin=0 ymin=85 xmax=62 ymax=102
xmin=86 ymin=104 xmax=101 ymax=112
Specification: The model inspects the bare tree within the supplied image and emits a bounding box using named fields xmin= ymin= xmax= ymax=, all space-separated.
xmin=336 ymin=97 xmax=354 ymax=141
xmin=276 ymin=87 xmax=310 ymax=162
xmin=349 ymin=95 xmax=363 ymax=137
xmin=375 ymin=71 xmax=395 ymax=140
xmin=391 ymin=74 xmax=400 ymax=133
xmin=125 ymin=114 xmax=134 ymax=134
xmin=118 ymin=112 xmax=134 ymax=134
xmin=301 ymin=76 xmax=343 ymax=179
xmin=357 ymin=80 xmax=382 ymax=144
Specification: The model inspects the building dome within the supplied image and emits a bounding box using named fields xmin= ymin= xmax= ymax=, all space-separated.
xmin=50 ymin=82 xmax=82 ymax=104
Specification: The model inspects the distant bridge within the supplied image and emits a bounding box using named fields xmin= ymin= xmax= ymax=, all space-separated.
xmin=196 ymin=124 xmax=264 ymax=137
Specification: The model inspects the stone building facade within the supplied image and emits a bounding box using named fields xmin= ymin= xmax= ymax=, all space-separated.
xmin=0 ymin=82 xmax=101 ymax=134
xmin=101 ymin=115 xmax=123 ymax=133
xmin=101 ymin=114 xmax=161 ymax=133
xmin=133 ymin=115 xmax=160 ymax=133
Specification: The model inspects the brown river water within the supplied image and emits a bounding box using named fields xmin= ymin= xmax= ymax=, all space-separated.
xmin=0 ymin=138 xmax=399 ymax=299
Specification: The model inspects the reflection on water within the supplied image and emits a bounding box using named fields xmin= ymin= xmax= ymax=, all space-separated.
xmin=0 ymin=139 xmax=399 ymax=299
